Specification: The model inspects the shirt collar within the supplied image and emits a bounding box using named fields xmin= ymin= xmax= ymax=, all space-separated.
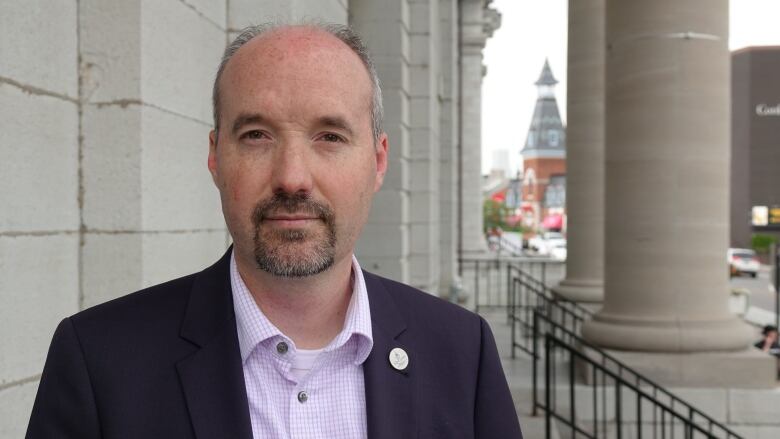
xmin=230 ymin=251 xmax=373 ymax=365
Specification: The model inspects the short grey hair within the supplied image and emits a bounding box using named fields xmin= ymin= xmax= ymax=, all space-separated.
xmin=212 ymin=23 xmax=384 ymax=142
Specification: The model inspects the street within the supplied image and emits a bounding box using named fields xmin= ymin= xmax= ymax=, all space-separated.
xmin=731 ymin=265 xmax=777 ymax=314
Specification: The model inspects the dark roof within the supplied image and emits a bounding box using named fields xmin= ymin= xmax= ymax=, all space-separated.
xmin=535 ymin=58 xmax=558 ymax=86
xmin=522 ymin=60 xmax=566 ymax=155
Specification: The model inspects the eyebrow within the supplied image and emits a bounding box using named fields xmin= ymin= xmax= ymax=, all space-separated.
xmin=231 ymin=113 xmax=266 ymax=136
xmin=315 ymin=116 xmax=354 ymax=138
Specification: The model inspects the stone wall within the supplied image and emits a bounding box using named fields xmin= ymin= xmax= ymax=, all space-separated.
xmin=0 ymin=0 xmax=495 ymax=434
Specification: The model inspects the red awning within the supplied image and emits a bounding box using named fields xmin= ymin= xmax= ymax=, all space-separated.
xmin=541 ymin=214 xmax=563 ymax=229
xmin=491 ymin=189 xmax=506 ymax=202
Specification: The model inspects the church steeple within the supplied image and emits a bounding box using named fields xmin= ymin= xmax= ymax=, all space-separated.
xmin=521 ymin=59 xmax=566 ymax=158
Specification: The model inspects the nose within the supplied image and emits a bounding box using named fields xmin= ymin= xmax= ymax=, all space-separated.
xmin=270 ymin=139 xmax=314 ymax=196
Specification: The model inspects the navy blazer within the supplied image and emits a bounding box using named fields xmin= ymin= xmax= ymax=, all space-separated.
xmin=26 ymin=249 xmax=522 ymax=438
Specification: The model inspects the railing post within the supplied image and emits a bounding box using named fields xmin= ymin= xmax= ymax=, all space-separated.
xmin=532 ymin=311 xmax=538 ymax=415
xmin=545 ymin=335 xmax=552 ymax=439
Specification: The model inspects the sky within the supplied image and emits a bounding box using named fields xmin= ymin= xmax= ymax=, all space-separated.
xmin=482 ymin=0 xmax=780 ymax=175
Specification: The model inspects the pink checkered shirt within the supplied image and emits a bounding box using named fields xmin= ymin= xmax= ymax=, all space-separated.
xmin=230 ymin=252 xmax=373 ymax=439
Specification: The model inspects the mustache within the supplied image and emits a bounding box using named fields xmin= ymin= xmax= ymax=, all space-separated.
xmin=251 ymin=192 xmax=334 ymax=226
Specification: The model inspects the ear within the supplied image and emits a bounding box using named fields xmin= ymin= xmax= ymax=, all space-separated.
xmin=373 ymin=132 xmax=388 ymax=193
xmin=208 ymin=129 xmax=219 ymax=184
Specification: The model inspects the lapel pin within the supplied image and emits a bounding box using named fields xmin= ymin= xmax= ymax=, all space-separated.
xmin=388 ymin=347 xmax=409 ymax=371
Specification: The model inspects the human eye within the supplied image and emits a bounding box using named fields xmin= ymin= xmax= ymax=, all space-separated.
xmin=317 ymin=132 xmax=347 ymax=143
xmin=239 ymin=130 xmax=268 ymax=141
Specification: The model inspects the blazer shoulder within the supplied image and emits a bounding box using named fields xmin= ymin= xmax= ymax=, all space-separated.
xmin=70 ymin=272 xmax=198 ymax=336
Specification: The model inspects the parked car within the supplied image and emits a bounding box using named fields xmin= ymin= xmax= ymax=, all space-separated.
xmin=728 ymin=248 xmax=760 ymax=278
xmin=550 ymin=242 xmax=567 ymax=261
xmin=529 ymin=232 xmax=566 ymax=256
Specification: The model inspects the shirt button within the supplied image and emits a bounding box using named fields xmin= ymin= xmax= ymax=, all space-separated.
xmin=297 ymin=391 xmax=308 ymax=403
xmin=276 ymin=341 xmax=288 ymax=354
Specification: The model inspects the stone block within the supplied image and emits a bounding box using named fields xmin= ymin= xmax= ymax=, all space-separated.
xmin=354 ymin=19 xmax=410 ymax=59
xmin=409 ymin=34 xmax=431 ymax=65
xmin=408 ymin=1 xmax=431 ymax=33
xmin=409 ymin=222 xmax=434 ymax=254
xmin=183 ymin=0 xmax=227 ymax=27
xmin=383 ymin=122 xmax=410 ymax=160
xmin=81 ymin=232 xmax=143 ymax=309
xmin=141 ymin=230 xmax=228 ymax=287
xmin=79 ymin=0 xmax=142 ymax=103
xmin=142 ymin=0 xmax=225 ymax=124
xmin=293 ymin=0 xmax=347 ymax=24
xmin=409 ymin=64 xmax=433 ymax=98
xmin=409 ymin=126 xmax=435 ymax=156
xmin=379 ymin=155 xmax=409 ymax=192
xmin=373 ymin=57 xmax=410 ymax=91
xmin=81 ymin=104 xmax=143 ymax=231
xmin=228 ymin=0 xmax=293 ymax=27
xmin=349 ymin=0 xmax=409 ymax=28
xmin=0 ymin=379 xmax=38 ymax=438
xmin=356 ymin=224 xmax=408 ymax=258
xmin=382 ymin=88 xmax=411 ymax=127
xmin=409 ymin=96 xmax=433 ymax=128
xmin=1 ymin=0 xmax=78 ymax=97
xmin=729 ymin=388 xmax=780 ymax=425
xmin=0 ymin=86 xmax=79 ymax=232
xmin=229 ymin=0 xmax=348 ymax=27
xmin=140 ymin=107 xmax=224 ymax=230
xmin=356 ymin=256 xmax=408 ymax=283
xmin=409 ymin=191 xmax=435 ymax=223
xmin=596 ymin=349 xmax=776 ymax=389
xmin=367 ymin=190 xmax=408 ymax=225
xmin=0 ymin=235 xmax=79 ymax=384
xmin=409 ymin=159 xmax=435 ymax=191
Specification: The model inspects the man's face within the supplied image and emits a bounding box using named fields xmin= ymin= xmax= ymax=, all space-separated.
xmin=208 ymin=27 xmax=388 ymax=277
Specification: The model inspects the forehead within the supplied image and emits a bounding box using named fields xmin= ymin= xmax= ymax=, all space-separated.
xmin=219 ymin=27 xmax=373 ymax=125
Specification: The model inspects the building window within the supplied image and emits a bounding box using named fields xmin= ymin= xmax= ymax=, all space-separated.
xmin=548 ymin=130 xmax=559 ymax=146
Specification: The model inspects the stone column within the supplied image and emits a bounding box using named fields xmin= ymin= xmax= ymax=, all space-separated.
xmin=438 ymin=0 xmax=461 ymax=298
xmin=79 ymin=0 xmax=228 ymax=308
xmin=582 ymin=0 xmax=754 ymax=354
xmin=552 ymin=0 xmax=605 ymax=304
xmin=351 ymin=0 xmax=412 ymax=283
xmin=459 ymin=0 xmax=499 ymax=255
xmin=406 ymin=0 xmax=441 ymax=293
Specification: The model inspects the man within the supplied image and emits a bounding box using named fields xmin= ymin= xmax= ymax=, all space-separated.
xmin=27 ymin=23 xmax=522 ymax=438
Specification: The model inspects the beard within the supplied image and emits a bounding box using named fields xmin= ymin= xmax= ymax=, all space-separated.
xmin=250 ymin=192 xmax=337 ymax=277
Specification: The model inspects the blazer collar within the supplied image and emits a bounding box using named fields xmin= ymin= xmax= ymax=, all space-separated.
xmin=176 ymin=247 xmax=253 ymax=439
xmin=175 ymin=251 xmax=418 ymax=439
xmin=362 ymin=271 xmax=417 ymax=439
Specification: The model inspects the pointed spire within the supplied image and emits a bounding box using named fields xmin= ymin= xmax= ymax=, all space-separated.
xmin=535 ymin=58 xmax=558 ymax=86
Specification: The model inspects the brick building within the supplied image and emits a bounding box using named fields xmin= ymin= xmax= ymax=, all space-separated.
xmin=520 ymin=60 xmax=567 ymax=233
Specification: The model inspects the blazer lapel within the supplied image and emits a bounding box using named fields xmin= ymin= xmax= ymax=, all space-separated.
xmin=362 ymin=272 xmax=417 ymax=439
xmin=176 ymin=249 xmax=253 ymax=439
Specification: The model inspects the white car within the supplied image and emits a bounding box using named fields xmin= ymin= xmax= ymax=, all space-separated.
xmin=728 ymin=248 xmax=760 ymax=278
xmin=549 ymin=242 xmax=567 ymax=261
xmin=529 ymin=232 xmax=566 ymax=256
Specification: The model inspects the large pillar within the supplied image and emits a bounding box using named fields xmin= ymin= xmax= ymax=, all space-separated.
xmin=79 ymin=0 xmax=228 ymax=308
xmin=407 ymin=0 xmax=441 ymax=293
xmin=581 ymin=1 xmax=768 ymax=384
xmin=553 ymin=0 xmax=605 ymax=304
xmin=351 ymin=0 xmax=412 ymax=283
xmin=458 ymin=0 xmax=499 ymax=255
xmin=438 ymin=0 xmax=461 ymax=298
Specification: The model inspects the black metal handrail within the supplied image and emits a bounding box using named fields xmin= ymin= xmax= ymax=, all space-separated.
xmin=509 ymin=268 xmax=594 ymax=358
xmin=458 ymin=256 xmax=565 ymax=313
xmin=528 ymin=309 xmax=742 ymax=439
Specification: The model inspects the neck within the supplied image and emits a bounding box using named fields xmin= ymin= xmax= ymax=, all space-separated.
xmin=234 ymin=251 xmax=354 ymax=350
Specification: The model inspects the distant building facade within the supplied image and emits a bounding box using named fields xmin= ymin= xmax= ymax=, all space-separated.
xmin=731 ymin=47 xmax=780 ymax=248
xmin=520 ymin=60 xmax=567 ymax=233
